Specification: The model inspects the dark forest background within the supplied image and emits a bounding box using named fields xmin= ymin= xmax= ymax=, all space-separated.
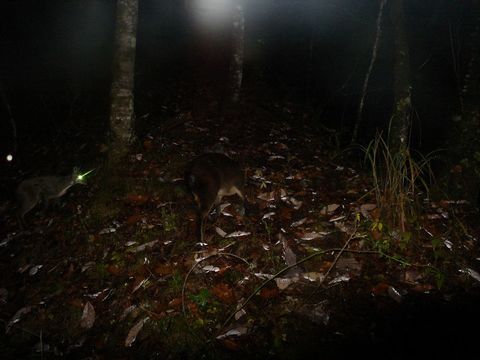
xmin=0 ymin=0 xmax=467 ymax=163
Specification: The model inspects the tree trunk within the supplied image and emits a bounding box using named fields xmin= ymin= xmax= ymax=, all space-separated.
xmin=351 ymin=0 xmax=388 ymax=144
xmin=389 ymin=0 xmax=412 ymax=153
xmin=109 ymin=0 xmax=138 ymax=166
xmin=229 ymin=3 xmax=245 ymax=104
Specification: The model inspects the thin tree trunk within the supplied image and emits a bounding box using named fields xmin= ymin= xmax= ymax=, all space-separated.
xmin=351 ymin=0 xmax=387 ymax=144
xmin=389 ymin=0 xmax=412 ymax=153
xmin=109 ymin=0 xmax=138 ymax=165
xmin=229 ymin=3 xmax=245 ymax=104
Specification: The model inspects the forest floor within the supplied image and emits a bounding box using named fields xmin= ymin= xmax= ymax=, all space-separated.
xmin=1 ymin=96 xmax=480 ymax=359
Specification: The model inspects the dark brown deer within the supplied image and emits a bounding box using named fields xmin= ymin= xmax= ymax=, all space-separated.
xmin=185 ymin=153 xmax=245 ymax=242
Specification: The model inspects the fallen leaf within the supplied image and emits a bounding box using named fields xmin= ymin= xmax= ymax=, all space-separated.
xmin=80 ymin=301 xmax=95 ymax=329
xmin=275 ymin=276 xmax=298 ymax=290
xmin=460 ymin=268 xmax=480 ymax=282
xmin=6 ymin=306 xmax=33 ymax=334
xmin=168 ymin=298 xmax=182 ymax=310
xmin=328 ymin=274 xmax=350 ymax=285
xmin=321 ymin=204 xmax=340 ymax=214
xmin=125 ymin=194 xmax=149 ymax=206
xmin=336 ymin=257 xmax=362 ymax=272
xmin=257 ymin=191 xmax=276 ymax=202
xmin=201 ymin=265 xmax=220 ymax=273
xmin=291 ymin=217 xmax=307 ymax=227
xmin=299 ymin=231 xmax=323 ymax=241
xmin=262 ymin=212 xmax=276 ymax=220
xmin=372 ymin=282 xmax=389 ymax=295
xmin=360 ymin=203 xmax=377 ymax=212
xmin=303 ymin=272 xmax=324 ymax=282
xmin=99 ymin=227 xmax=116 ymax=235
xmin=216 ymin=324 xmax=249 ymax=339
xmin=212 ymin=283 xmax=236 ymax=304
xmin=218 ymin=338 xmax=241 ymax=351
xmin=126 ymin=215 xmax=143 ymax=226
xmin=259 ymin=287 xmax=279 ymax=299
xmin=226 ymin=231 xmax=251 ymax=238
xmin=143 ymin=139 xmax=154 ymax=150
xmin=125 ymin=317 xmax=149 ymax=347
xmin=154 ymin=263 xmax=173 ymax=276
xmin=130 ymin=240 xmax=159 ymax=253
xmin=387 ymin=286 xmax=403 ymax=304
xmin=29 ymin=265 xmax=43 ymax=276
xmin=215 ymin=227 xmax=227 ymax=237
xmin=0 ymin=288 xmax=8 ymax=305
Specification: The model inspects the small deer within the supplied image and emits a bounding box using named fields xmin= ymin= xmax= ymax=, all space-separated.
xmin=185 ymin=153 xmax=245 ymax=242
xmin=16 ymin=167 xmax=86 ymax=229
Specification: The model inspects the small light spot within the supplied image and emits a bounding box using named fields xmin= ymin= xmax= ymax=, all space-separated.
xmin=6 ymin=154 xmax=13 ymax=162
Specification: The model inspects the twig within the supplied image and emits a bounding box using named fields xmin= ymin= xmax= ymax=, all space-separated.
xmin=40 ymin=329 xmax=44 ymax=360
xmin=320 ymin=222 xmax=359 ymax=286
xmin=181 ymin=251 xmax=251 ymax=315
xmin=139 ymin=305 xmax=162 ymax=319
xmin=219 ymin=245 xmax=376 ymax=333
xmin=351 ymin=0 xmax=387 ymax=144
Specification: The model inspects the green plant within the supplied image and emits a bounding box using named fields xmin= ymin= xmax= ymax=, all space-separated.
xmin=189 ymin=289 xmax=211 ymax=310
xmin=160 ymin=207 xmax=179 ymax=233
xmin=362 ymin=132 xmax=434 ymax=232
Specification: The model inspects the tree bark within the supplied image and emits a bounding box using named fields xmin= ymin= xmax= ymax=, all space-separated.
xmin=351 ymin=0 xmax=388 ymax=144
xmin=109 ymin=0 xmax=138 ymax=165
xmin=389 ymin=0 xmax=412 ymax=154
xmin=229 ymin=3 xmax=245 ymax=104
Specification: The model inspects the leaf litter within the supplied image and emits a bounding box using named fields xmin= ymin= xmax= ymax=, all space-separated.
xmin=0 ymin=105 xmax=479 ymax=358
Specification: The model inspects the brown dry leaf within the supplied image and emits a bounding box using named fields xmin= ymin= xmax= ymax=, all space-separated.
xmin=125 ymin=317 xmax=149 ymax=347
xmin=279 ymin=206 xmax=294 ymax=220
xmin=68 ymin=298 xmax=84 ymax=309
xmin=5 ymin=306 xmax=33 ymax=334
xmin=143 ymin=139 xmax=154 ymax=150
xmin=371 ymin=229 xmax=382 ymax=241
xmin=336 ymin=257 xmax=362 ymax=272
xmin=404 ymin=268 xmax=423 ymax=283
xmin=370 ymin=207 xmax=381 ymax=221
xmin=259 ymin=287 xmax=279 ymax=299
xmin=126 ymin=214 xmax=143 ymax=226
xmin=411 ymin=283 xmax=435 ymax=293
xmin=212 ymin=283 xmax=236 ymax=304
xmin=125 ymin=194 xmax=149 ymax=206
xmin=168 ymin=297 xmax=182 ymax=310
xmin=219 ymin=338 xmax=241 ymax=351
xmin=80 ymin=301 xmax=95 ymax=329
xmin=154 ymin=263 xmax=174 ymax=276
xmin=187 ymin=302 xmax=199 ymax=315
xmin=319 ymin=261 xmax=333 ymax=273
xmin=372 ymin=282 xmax=390 ymax=296
xmin=257 ymin=191 xmax=276 ymax=202
xmin=107 ymin=265 xmax=122 ymax=276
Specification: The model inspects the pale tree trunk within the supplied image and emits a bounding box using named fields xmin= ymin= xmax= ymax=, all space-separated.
xmin=351 ymin=0 xmax=388 ymax=144
xmin=389 ymin=0 xmax=411 ymax=154
xmin=229 ymin=3 xmax=245 ymax=104
xmin=109 ymin=0 xmax=138 ymax=165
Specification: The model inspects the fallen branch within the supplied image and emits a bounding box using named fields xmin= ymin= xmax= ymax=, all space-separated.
xmin=182 ymin=251 xmax=251 ymax=315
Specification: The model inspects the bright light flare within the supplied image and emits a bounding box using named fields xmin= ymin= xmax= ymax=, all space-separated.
xmin=189 ymin=0 xmax=234 ymax=29
xmin=6 ymin=154 xmax=13 ymax=162
xmin=77 ymin=168 xmax=95 ymax=182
